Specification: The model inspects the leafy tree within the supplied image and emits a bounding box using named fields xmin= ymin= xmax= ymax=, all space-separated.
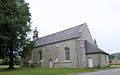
xmin=20 ymin=41 xmax=35 ymax=67
xmin=22 ymin=41 xmax=34 ymax=60
xmin=0 ymin=0 xmax=31 ymax=69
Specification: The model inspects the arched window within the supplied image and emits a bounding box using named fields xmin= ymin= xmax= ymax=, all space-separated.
xmin=65 ymin=47 xmax=70 ymax=60
xmin=39 ymin=51 xmax=42 ymax=61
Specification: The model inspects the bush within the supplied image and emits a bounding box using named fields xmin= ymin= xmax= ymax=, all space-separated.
xmin=14 ymin=57 xmax=20 ymax=65
xmin=0 ymin=56 xmax=20 ymax=65
xmin=2 ymin=56 xmax=9 ymax=65
xmin=30 ymin=64 xmax=35 ymax=68
xmin=0 ymin=59 xmax=3 ymax=65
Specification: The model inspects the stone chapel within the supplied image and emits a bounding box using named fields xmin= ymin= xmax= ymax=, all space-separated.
xmin=31 ymin=23 xmax=109 ymax=68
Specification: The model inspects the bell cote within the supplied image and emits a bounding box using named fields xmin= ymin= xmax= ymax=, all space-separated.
xmin=33 ymin=27 xmax=39 ymax=41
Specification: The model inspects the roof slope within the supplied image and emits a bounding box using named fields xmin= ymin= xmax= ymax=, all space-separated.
xmin=35 ymin=24 xmax=85 ymax=47
xmin=85 ymin=40 xmax=108 ymax=54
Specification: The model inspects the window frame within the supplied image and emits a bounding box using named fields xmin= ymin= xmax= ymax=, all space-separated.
xmin=39 ymin=51 xmax=42 ymax=61
xmin=65 ymin=47 xmax=70 ymax=60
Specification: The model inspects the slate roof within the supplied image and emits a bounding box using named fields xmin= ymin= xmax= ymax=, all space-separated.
xmin=85 ymin=40 xmax=109 ymax=54
xmin=35 ymin=23 xmax=108 ymax=54
xmin=35 ymin=24 xmax=84 ymax=47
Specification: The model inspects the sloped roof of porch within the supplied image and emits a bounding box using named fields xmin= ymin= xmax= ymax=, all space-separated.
xmin=85 ymin=40 xmax=109 ymax=55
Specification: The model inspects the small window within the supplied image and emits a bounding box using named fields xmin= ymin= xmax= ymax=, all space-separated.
xmin=65 ymin=47 xmax=70 ymax=60
xmin=39 ymin=51 xmax=42 ymax=61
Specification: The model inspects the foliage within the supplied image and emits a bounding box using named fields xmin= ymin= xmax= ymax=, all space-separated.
xmin=0 ymin=59 xmax=3 ymax=64
xmin=109 ymin=52 xmax=120 ymax=63
xmin=19 ymin=41 xmax=35 ymax=67
xmin=109 ymin=55 xmax=115 ymax=63
xmin=111 ymin=52 xmax=120 ymax=59
xmin=109 ymin=55 xmax=115 ymax=59
xmin=0 ymin=56 xmax=20 ymax=65
xmin=0 ymin=0 xmax=31 ymax=69
xmin=30 ymin=64 xmax=35 ymax=68
xmin=21 ymin=41 xmax=35 ymax=59
xmin=14 ymin=57 xmax=20 ymax=65
xmin=1 ymin=57 xmax=9 ymax=65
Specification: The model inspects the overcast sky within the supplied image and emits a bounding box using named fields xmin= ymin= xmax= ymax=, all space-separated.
xmin=25 ymin=0 xmax=120 ymax=54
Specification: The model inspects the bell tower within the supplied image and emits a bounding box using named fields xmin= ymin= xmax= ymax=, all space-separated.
xmin=33 ymin=27 xmax=39 ymax=41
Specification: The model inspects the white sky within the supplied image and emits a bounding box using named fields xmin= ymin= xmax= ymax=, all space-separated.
xmin=25 ymin=0 xmax=120 ymax=54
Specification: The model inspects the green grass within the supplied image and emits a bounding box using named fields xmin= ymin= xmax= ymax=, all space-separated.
xmin=0 ymin=65 xmax=20 ymax=68
xmin=0 ymin=65 xmax=120 ymax=75
xmin=110 ymin=64 xmax=120 ymax=68
xmin=99 ymin=65 xmax=120 ymax=70
xmin=0 ymin=67 xmax=98 ymax=75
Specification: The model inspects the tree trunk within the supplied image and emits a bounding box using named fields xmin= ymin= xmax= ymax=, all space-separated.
xmin=8 ymin=46 xmax=14 ymax=69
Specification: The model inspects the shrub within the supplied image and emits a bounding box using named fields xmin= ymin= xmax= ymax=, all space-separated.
xmin=30 ymin=64 xmax=35 ymax=68
xmin=0 ymin=59 xmax=3 ymax=65
xmin=14 ymin=57 xmax=20 ymax=65
xmin=2 ymin=56 xmax=9 ymax=65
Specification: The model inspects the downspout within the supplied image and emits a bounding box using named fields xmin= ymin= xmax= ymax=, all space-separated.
xmin=76 ymin=39 xmax=79 ymax=67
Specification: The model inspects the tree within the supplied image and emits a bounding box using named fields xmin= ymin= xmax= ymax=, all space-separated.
xmin=0 ymin=0 xmax=31 ymax=69
xmin=22 ymin=41 xmax=34 ymax=60
xmin=20 ymin=40 xmax=35 ymax=67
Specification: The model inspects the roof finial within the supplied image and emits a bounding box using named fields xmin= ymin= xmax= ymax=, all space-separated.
xmin=35 ymin=27 xmax=37 ymax=31
xmin=94 ymin=39 xmax=97 ymax=45
xmin=94 ymin=38 xmax=98 ymax=47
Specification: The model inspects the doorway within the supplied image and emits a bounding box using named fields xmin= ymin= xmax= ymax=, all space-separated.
xmin=49 ymin=59 xmax=53 ymax=68
xmin=88 ymin=57 xmax=93 ymax=67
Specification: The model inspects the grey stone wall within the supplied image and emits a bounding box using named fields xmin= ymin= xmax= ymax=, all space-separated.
xmin=87 ymin=54 xmax=99 ymax=67
xmin=99 ymin=54 xmax=109 ymax=67
xmin=76 ymin=39 xmax=87 ymax=68
xmin=82 ymin=24 xmax=94 ymax=45
xmin=32 ymin=39 xmax=79 ymax=68
xmin=86 ymin=53 xmax=109 ymax=67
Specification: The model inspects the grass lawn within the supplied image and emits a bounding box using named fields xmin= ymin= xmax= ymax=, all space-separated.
xmin=0 ymin=67 xmax=98 ymax=75
xmin=110 ymin=64 xmax=120 ymax=68
xmin=0 ymin=65 xmax=120 ymax=75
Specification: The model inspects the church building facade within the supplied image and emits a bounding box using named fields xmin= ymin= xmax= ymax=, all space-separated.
xmin=31 ymin=23 xmax=109 ymax=68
